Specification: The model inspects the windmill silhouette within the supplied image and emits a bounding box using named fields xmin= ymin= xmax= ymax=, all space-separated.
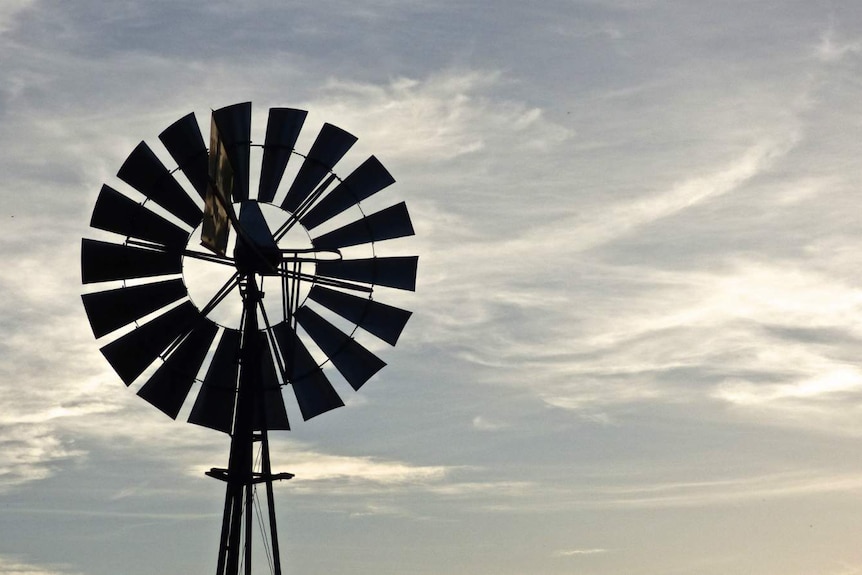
xmin=81 ymin=102 xmax=417 ymax=574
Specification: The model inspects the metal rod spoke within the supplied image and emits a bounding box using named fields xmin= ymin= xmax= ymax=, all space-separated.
xmin=273 ymin=173 xmax=337 ymax=241
xmin=257 ymin=298 xmax=287 ymax=384
xmin=272 ymin=267 xmax=371 ymax=293
xmin=182 ymin=249 xmax=236 ymax=267
xmin=199 ymin=273 xmax=241 ymax=318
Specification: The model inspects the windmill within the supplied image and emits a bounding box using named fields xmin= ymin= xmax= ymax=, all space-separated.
xmin=80 ymin=102 xmax=417 ymax=574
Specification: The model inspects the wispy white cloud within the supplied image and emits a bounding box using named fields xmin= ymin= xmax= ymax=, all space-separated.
xmin=478 ymin=468 xmax=862 ymax=513
xmin=554 ymin=548 xmax=609 ymax=557
xmin=267 ymin=450 xmax=448 ymax=486
xmin=815 ymin=24 xmax=862 ymax=62
xmin=0 ymin=555 xmax=81 ymax=575
xmin=589 ymin=469 xmax=862 ymax=509
xmin=472 ymin=415 xmax=508 ymax=431
xmin=0 ymin=425 xmax=83 ymax=492
xmin=0 ymin=0 xmax=33 ymax=35
xmin=304 ymin=70 xmax=571 ymax=164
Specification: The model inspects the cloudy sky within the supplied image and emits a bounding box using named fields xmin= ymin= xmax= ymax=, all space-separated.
xmin=4 ymin=1 xmax=862 ymax=574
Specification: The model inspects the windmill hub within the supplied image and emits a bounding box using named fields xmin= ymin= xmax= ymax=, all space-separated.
xmin=183 ymin=201 xmax=318 ymax=330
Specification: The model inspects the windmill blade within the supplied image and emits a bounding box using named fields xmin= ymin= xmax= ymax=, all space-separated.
xmin=82 ymin=279 xmax=188 ymax=338
xmin=99 ymin=301 xmax=200 ymax=385
xmin=307 ymin=285 xmax=412 ymax=345
xmin=254 ymin=332 xmax=290 ymax=431
xmin=90 ymin=185 xmax=190 ymax=249
xmin=189 ymin=330 xmax=241 ymax=433
xmin=299 ymin=156 xmax=395 ymax=230
xmin=189 ymin=329 xmax=241 ymax=433
xmin=272 ymin=322 xmax=344 ymax=420
xmin=159 ymin=112 xmax=209 ymax=199
xmin=281 ymin=123 xmax=357 ymax=213
xmin=137 ymin=320 xmax=219 ymax=419
xmin=117 ymin=141 xmax=203 ymax=227
xmin=315 ymin=256 xmax=418 ymax=291
xmin=258 ymin=108 xmax=307 ymax=203
xmin=295 ymin=306 xmax=385 ymax=390
xmin=81 ymin=239 xmax=182 ymax=284
xmin=312 ymin=202 xmax=414 ymax=250
xmin=212 ymin=102 xmax=252 ymax=202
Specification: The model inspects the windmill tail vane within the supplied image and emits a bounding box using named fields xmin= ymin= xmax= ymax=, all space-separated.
xmin=81 ymin=102 xmax=417 ymax=574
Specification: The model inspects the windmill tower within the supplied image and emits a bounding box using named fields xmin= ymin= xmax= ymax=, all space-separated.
xmin=81 ymin=102 xmax=417 ymax=574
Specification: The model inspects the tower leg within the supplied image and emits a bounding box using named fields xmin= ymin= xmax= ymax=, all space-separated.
xmin=261 ymin=428 xmax=283 ymax=575
xmin=215 ymin=276 xmax=259 ymax=575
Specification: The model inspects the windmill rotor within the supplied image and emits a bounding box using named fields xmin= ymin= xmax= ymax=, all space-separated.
xmin=80 ymin=102 xmax=417 ymax=575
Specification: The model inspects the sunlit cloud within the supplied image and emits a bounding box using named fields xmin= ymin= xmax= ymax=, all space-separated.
xmin=283 ymin=452 xmax=448 ymax=485
xmin=471 ymin=416 xmax=508 ymax=431
xmin=590 ymin=469 xmax=862 ymax=509
xmin=554 ymin=548 xmax=609 ymax=557
xmin=0 ymin=425 xmax=83 ymax=492
xmin=0 ymin=555 xmax=80 ymax=575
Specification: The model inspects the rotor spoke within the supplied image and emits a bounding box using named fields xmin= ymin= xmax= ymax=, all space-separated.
xmin=271 ymin=266 xmax=372 ymax=293
xmin=182 ymin=248 xmax=236 ymax=267
xmin=198 ymin=272 xmax=241 ymax=318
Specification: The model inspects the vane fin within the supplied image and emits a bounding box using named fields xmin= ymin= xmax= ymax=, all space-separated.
xmin=254 ymin=332 xmax=290 ymax=431
xmin=211 ymin=102 xmax=252 ymax=202
xmin=137 ymin=320 xmax=219 ymax=418
xmin=281 ymin=123 xmax=357 ymax=213
xmin=315 ymin=256 xmax=418 ymax=291
xmin=272 ymin=322 xmax=344 ymax=420
xmin=99 ymin=301 xmax=200 ymax=385
xmin=300 ymin=156 xmax=395 ymax=230
xmin=308 ymin=286 xmax=412 ymax=345
xmin=159 ymin=112 xmax=209 ymax=199
xmin=258 ymin=108 xmax=307 ymax=203
xmin=90 ymin=185 xmax=190 ymax=248
xmin=82 ymin=279 xmax=188 ymax=338
xmin=312 ymin=202 xmax=414 ymax=250
xmin=117 ymin=141 xmax=202 ymax=227
xmin=189 ymin=329 xmax=241 ymax=433
xmin=81 ymin=239 xmax=182 ymax=284
xmin=295 ymin=306 xmax=386 ymax=390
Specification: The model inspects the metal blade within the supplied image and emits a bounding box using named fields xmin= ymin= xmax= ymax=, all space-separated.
xmin=137 ymin=320 xmax=219 ymax=419
xmin=254 ymin=332 xmax=290 ymax=431
xmin=312 ymin=202 xmax=414 ymax=250
xmin=295 ymin=306 xmax=385 ymax=390
xmin=272 ymin=322 xmax=344 ymax=420
xmin=159 ymin=112 xmax=209 ymax=199
xmin=211 ymin=102 xmax=252 ymax=202
xmin=315 ymin=256 xmax=418 ymax=291
xmin=82 ymin=278 xmax=188 ymax=338
xmin=258 ymin=108 xmax=307 ymax=203
xmin=307 ymin=286 xmax=412 ymax=345
xmin=90 ymin=185 xmax=190 ymax=249
xmin=117 ymin=141 xmax=203 ymax=227
xmin=281 ymin=123 xmax=357 ymax=213
xmin=99 ymin=301 xmax=200 ymax=385
xmin=188 ymin=329 xmax=241 ymax=433
xmin=81 ymin=239 xmax=183 ymax=284
xmin=299 ymin=156 xmax=395 ymax=230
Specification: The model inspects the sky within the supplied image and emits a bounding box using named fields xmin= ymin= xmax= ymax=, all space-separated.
xmin=4 ymin=0 xmax=862 ymax=574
